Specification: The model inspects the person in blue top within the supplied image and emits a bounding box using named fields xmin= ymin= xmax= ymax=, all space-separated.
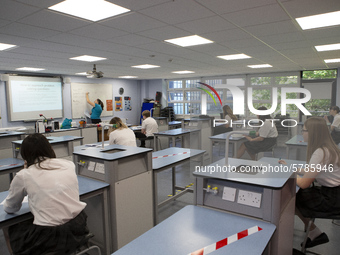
xmin=86 ymin=92 xmax=104 ymax=124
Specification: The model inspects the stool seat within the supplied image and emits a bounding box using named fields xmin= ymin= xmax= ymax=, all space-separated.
xmin=73 ymin=233 xmax=101 ymax=255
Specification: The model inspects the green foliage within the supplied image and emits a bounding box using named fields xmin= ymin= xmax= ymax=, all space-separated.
xmin=303 ymin=70 xmax=337 ymax=79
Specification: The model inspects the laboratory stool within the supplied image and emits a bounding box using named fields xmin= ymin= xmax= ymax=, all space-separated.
xmin=139 ymin=136 xmax=162 ymax=150
xmin=254 ymin=139 xmax=277 ymax=160
xmin=73 ymin=233 xmax=101 ymax=255
xmin=301 ymin=214 xmax=340 ymax=254
xmin=254 ymin=145 xmax=275 ymax=160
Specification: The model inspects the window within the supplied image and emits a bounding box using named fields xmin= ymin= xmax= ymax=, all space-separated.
xmin=302 ymin=69 xmax=337 ymax=80
xmin=166 ymin=72 xmax=302 ymax=118
xmin=168 ymin=80 xmax=182 ymax=89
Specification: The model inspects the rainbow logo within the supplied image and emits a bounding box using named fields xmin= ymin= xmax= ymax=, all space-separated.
xmin=197 ymin=82 xmax=223 ymax=106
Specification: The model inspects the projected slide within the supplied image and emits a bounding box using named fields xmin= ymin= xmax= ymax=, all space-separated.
xmin=7 ymin=76 xmax=63 ymax=121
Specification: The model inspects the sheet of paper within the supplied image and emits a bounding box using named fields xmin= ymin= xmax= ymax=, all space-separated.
xmin=95 ymin=163 xmax=105 ymax=174
xmin=88 ymin=161 xmax=96 ymax=171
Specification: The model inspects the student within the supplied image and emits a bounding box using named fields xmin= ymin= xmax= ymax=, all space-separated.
xmin=223 ymin=105 xmax=238 ymax=129
xmin=280 ymin=117 xmax=340 ymax=248
xmin=109 ymin=117 xmax=137 ymax=147
xmin=324 ymin=106 xmax=340 ymax=144
xmin=135 ymin=110 xmax=159 ymax=147
xmin=86 ymin=92 xmax=104 ymax=124
xmin=236 ymin=106 xmax=278 ymax=160
xmin=3 ymin=133 xmax=88 ymax=255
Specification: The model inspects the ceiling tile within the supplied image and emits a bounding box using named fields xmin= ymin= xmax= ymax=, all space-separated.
xmin=16 ymin=0 xmax=63 ymax=8
xmin=176 ymin=16 xmax=236 ymax=34
xmin=100 ymin=12 xmax=166 ymax=33
xmin=138 ymin=0 xmax=216 ymax=25
xmin=137 ymin=26 xmax=189 ymax=41
xmin=195 ymin=0 xmax=277 ymax=15
xmin=0 ymin=0 xmax=39 ymax=21
xmin=223 ymin=3 xmax=290 ymax=27
xmin=281 ymin=0 xmax=340 ymax=18
xmin=107 ymin=34 xmax=157 ymax=46
xmin=70 ymin=24 xmax=129 ymax=40
xmin=244 ymin=20 xmax=299 ymax=37
xmin=0 ymin=22 xmax=60 ymax=39
xmin=19 ymin=10 xmax=90 ymax=32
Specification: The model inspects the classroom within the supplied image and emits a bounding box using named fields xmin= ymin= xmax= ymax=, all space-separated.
xmin=1 ymin=0 xmax=340 ymax=254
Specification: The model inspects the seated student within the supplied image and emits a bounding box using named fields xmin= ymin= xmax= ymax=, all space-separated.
xmin=223 ymin=105 xmax=238 ymax=130
xmin=280 ymin=117 xmax=340 ymax=248
xmin=213 ymin=105 xmax=238 ymax=136
xmin=236 ymin=106 xmax=278 ymax=160
xmin=324 ymin=106 xmax=340 ymax=144
xmin=3 ymin=133 xmax=88 ymax=255
xmin=109 ymin=117 xmax=137 ymax=147
xmin=135 ymin=110 xmax=159 ymax=147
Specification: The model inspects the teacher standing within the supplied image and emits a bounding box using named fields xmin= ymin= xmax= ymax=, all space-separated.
xmin=86 ymin=92 xmax=104 ymax=124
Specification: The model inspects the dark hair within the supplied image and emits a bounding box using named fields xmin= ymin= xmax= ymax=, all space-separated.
xmin=97 ymin=99 xmax=104 ymax=110
xmin=142 ymin=110 xmax=151 ymax=118
xmin=257 ymin=106 xmax=272 ymax=122
xmin=330 ymin=106 xmax=340 ymax=113
xmin=20 ymin=134 xmax=56 ymax=168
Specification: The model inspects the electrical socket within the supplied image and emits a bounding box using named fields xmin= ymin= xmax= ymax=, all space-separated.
xmin=237 ymin=189 xmax=262 ymax=208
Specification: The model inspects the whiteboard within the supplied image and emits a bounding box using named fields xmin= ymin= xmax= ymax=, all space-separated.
xmin=71 ymin=82 xmax=113 ymax=119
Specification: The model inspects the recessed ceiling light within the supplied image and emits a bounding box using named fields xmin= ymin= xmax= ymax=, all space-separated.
xmin=324 ymin=58 xmax=340 ymax=63
xmin=75 ymin=72 xmax=88 ymax=75
xmin=70 ymin=55 xmax=107 ymax=62
xmin=131 ymin=64 xmax=160 ymax=69
xmin=119 ymin=76 xmax=138 ymax=79
xmin=0 ymin=43 xmax=17 ymax=51
xmin=48 ymin=0 xmax=130 ymax=22
xmin=315 ymin=43 xmax=340 ymax=52
xmin=296 ymin=10 xmax=340 ymax=30
xmin=217 ymin=54 xmax=251 ymax=60
xmin=165 ymin=35 xmax=213 ymax=47
xmin=172 ymin=70 xmax=195 ymax=74
xmin=16 ymin=67 xmax=45 ymax=71
xmin=248 ymin=64 xmax=272 ymax=69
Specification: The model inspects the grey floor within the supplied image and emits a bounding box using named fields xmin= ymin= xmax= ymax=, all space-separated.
xmin=1 ymin=133 xmax=340 ymax=254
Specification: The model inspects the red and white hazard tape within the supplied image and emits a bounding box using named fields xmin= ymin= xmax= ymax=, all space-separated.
xmin=188 ymin=225 xmax=262 ymax=255
xmin=152 ymin=151 xmax=188 ymax=159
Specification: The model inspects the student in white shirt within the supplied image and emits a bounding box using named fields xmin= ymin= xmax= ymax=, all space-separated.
xmin=135 ymin=110 xmax=159 ymax=147
xmin=3 ymin=134 xmax=88 ymax=255
xmin=109 ymin=117 xmax=137 ymax=147
xmin=324 ymin=105 xmax=340 ymax=144
xmin=280 ymin=117 xmax=340 ymax=248
xmin=236 ymin=106 xmax=278 ymax=160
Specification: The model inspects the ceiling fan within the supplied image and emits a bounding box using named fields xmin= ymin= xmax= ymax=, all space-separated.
xmin=86 ymin=64 xmax=104 ymax=78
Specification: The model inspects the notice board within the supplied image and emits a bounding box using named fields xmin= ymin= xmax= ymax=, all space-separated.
xmin=71 ymin=82 xmax=113 ymax=119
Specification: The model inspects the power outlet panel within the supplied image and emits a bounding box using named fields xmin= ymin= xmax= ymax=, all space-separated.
xmin=237 ymin=189 xmax=262 ymax=208
xmin=222 ymin=187 xmax=236 ymax=202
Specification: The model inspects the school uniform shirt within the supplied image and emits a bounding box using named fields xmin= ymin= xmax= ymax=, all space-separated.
xmin=225 ymin=115 xmax=232 ymax=123
xmin=91 ymin=103 xmax=102 ymax=119
xmin=311 ymin=148 xmax=340 ymax=187
xmin=258 ymin=119 xmax=278 ymax=138
xmin=109 ymin=128 xmax=137 ymax=147
xmin=142 ymin=117 xmax=159 ymax=136
xmin=332 ymin=114 xmax=340 ymax=132
xmin=4 ymin=158 xmax=86 ymax=226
